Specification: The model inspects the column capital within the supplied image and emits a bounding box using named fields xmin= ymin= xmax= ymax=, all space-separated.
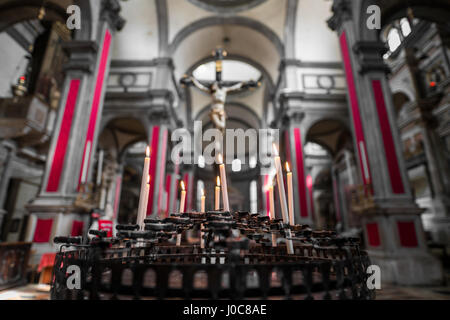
xmin=101 ymin=0 xmax=126 ymax=32
xmin=284 ymin=109 xmax=305 ymax=125
xmin=148 ymin=106 xmax=172 ymax=125
xmin=153 ymin=57 xmax=175 ymax=69
xmin=353 ymin=41 xmax=390 ymax=74
xmin=62 ymin=41 xmax=98 ymax=73
xmin=327 ymin=0 xmax=353 ymax=32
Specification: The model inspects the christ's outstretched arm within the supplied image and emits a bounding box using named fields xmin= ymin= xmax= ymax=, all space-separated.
xmin=190 ymin=77 xmax=210 ymax=93
xmin=180 ymin=75 xmax=210 ymax=93
xmin=225 ymin=80 xmax=259 ymax=93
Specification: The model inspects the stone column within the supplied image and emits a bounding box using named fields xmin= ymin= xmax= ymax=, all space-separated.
xmin=146 ymin=118 xmax=170 ymax=218
xmin=26 ymin=1 xmax=124 ymax=258
xmin=328 ymin=0 xmax=442 ymax=285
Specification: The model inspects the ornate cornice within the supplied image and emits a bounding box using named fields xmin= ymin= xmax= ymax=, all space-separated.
xmin=279 ymin=58 xmax=343 ymax=71
xmin=101 ymin=0 xmax=126 ymax=31
xmin=327 ymin=0 xmax=353 ymax=32
xmin=110 ymin=57 xmax=174 ymax=69
xmin=353 ymin=41 xmax=390 ymax=74
xmin=62 ymin=41 xmax=98 ymax=73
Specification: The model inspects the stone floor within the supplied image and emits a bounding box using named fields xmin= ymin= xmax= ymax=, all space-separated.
xmin=376 ymin=284 xmax=450 ymax=300
xmin=0 ymin=284 xmax=51 ymax=300
xmin=1 ymin=283 xmax=450 ymax=300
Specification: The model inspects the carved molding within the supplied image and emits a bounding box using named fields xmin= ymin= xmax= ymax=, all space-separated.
xmin=327 ymin=0 xmax=353 ymax=32
xmin=353 ymin=41 xmax=390 ymax=74
xmin=101 ymin=0 xmax=126 ymax=31
xmin=62 ymin=41 xmax=98 ymax=73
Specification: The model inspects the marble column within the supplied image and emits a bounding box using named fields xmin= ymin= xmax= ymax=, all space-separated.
xmin=328 ymin=0 xmax=443 ymax=285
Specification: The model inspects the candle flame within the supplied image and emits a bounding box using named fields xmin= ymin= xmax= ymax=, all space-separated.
xmin=217 ymin=153 xmax=223 ymax=164
xmin=216 ymin=176 xmax=220 ymax=187
xmin=272 ymin=143 xmax=279 ymax=157
xmin=146 ymin=146 xmax=150 ymax=157
xmin=285 ymin=162 xmax=290 ymax=172
xmin=180 ymin=180 xmax=185 ymax=191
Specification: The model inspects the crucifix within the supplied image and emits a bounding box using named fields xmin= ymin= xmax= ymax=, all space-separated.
xmin=180 ymin=47 xmax=260 ymax=133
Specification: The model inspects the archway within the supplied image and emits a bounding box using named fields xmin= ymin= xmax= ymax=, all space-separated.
xmin=304 ymin=119 xmax=355 ymax=232
xmin=96 ymin=117 xmax=147 ymax=224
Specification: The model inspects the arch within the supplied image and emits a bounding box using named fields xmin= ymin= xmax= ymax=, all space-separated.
xmin=305 ymin=118 xmax=353 ymax=157
xmin=98 ymin=117 xmax=147 ymax=160
xmin=303 ymin=116 xmax=351 ymax=142
xmin=142 ymin=268 xmax=156 ymax=288
xmin=0 ymin=0 xmax=93 ymax=41
xmin=392 ymin=91 xmax=412 ymax=115
xmin=186 ymin=53 xmax=275 ymax=92
xmin=187 ymin=0 xmax=268 ymax=14
xmin=358 ymin=0 xmax=450 ymax=42
xmin=193 ymin=270 xmax=208 ymax=289
xmin=121 ymin=268 xmax=133 ymax=286
xmin=99 ymin=114 xmax=148 ymax=140
xmin=168 ymin=270 xmax=183 ymax=289
xmin=168 ymin=16 xmax=284 ymax=56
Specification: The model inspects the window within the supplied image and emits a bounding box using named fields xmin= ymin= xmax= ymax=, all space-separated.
xmin=387 ymin=28 xmax=401 ymax=53
xmin=383 ymin=18 xmax=416 ymax=59
xmin=192 ymin=60 xmax=262 ymax=83
xmin=400 ymin=18 xmax=411 ymax=37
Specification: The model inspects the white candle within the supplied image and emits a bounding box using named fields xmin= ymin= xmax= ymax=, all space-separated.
xmin=215 ymin=176 xmax=221 ymax=210
xmin=273 ymin=143 xmax=294 ymax=254
xmin=269 ymin=183 xmax=275 ymax=220
xmin=179 ymin=180 xmax=186 ymax=213
xmin=137 ymin=146 xmax=150 ymax=229
xmin=269 ymin=182 xmax=277 ymax=247
xmin=286 ymin=162 xmax=294 ymax=225
xmin=177 ymin=181 xmax=186 ymax=246
xmin=200 ymin=188 xmax=205 ymax=248
xmin=217 ymin=154 xmax=229 ymax=212
xmin=201 ymin=188 xmax=205 ymax=212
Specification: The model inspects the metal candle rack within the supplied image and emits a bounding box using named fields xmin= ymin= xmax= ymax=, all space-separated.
xmin=50 ymin=210 xmax=375 ymax=300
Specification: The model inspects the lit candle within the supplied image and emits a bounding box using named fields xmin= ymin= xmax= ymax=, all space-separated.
xmin=137 ymin=146 xmax=150 ymax=229
xmin=269 ymin=181 xmax=277 ymax=247
xmin=200 ymin=188 xmax=205 ymax=212
xmin=286 ymin=162 xmax=294 ymax=225
xmin=179 ymin=180 xmax=186 ymax=213
xmin=215 ymin=176 xmax=221 ymax=210
xmin=176 ymin=181 xmax=186 ymax=246
xmin=217 ymin=154 xmax=229 ymax=212
xmin=273 ymin=143 xmax=294 ymax=254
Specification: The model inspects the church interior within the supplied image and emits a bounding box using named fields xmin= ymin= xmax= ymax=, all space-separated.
xmin=0 ymin=0 xmax=449 ymax=301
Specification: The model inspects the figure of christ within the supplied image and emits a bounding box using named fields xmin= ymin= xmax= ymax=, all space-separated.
xmin=180 ymin=76 xmax=259 ymax=132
